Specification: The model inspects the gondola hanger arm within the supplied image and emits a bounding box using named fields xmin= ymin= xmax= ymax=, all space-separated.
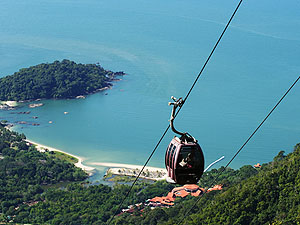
xmin=168 ymin=96 xmax=196 ymax=143
xmin=168 ymin=96 xmax=185 ymax=136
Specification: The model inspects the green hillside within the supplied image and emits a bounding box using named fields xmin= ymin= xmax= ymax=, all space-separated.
xmin=118 ymin=146 xmax=300 ymax=225
xmin=0 ymin=123 xmax=87 ymax=222
xmin=0 ymin=123 xmax=174 ymax=224
xmin=0 ymin=121 xmax=299 ymax=224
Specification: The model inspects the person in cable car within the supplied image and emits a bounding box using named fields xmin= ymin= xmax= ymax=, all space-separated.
xmin=179 ymin=153 xmax=193 ymax=168
xmin=165 ymin=96 xmax=204 ymax=184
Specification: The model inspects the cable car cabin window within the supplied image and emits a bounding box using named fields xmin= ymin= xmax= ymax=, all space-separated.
xmin=165 ymin=143 xmax=174 ymax=166
xmin=171 ymin=145 xmax=177 ymax=167
xmin=168 ymin=144 xmax=173 ymax=154
xmin=169 ymin=145 xmax=176 ymax=166
xmin=177 ymin=146 xmax=201 ymax=169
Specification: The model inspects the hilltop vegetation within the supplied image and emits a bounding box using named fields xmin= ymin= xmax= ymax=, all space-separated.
xmin=0 ymin=122 xmax=299 ymax=224
xmin=0 ymin=59 xmax=123 ymax=101
xmin=0 ymin=123 xmax=174 ymax=224
xmin=116 ymin=146 xmax=300 ymax=225
xmin=0 ymin=123 xmax=87 ymax=222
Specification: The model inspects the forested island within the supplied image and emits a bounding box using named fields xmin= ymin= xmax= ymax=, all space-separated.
xmin=0 ymin=122 xmax=299 ymax=224
xmin=0 ymin=59 xmax=124 ymax=101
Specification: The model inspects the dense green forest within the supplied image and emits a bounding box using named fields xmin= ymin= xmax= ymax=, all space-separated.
xmin=115 ymin=147 xmax=300 ymax=225
xmin=0 ymin=123 xmax=87 ymax=222
xmin=0 ymin=59 xmax=123 ymax=101
xmin=0 ymin=122 xmax=299 ymax=224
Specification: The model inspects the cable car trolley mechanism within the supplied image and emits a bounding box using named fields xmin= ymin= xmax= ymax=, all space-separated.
xmin=165 ymin=96 xmax=204 ymax=184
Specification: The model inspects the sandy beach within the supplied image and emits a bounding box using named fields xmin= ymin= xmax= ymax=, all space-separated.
xmin=91 ymin=162 xmax=168 ymax=180
xmin=26 ymin=141 xmax=167 ymax=180
xmin=7 ymin=125 xmax=166 ymax=180
xmin=26 ymin=139 xmax=95 ymax=175
xmin=91 ymin=162 xmax=165 ymax=171
xmin=1 ymin=101 xmax=18 ymax=107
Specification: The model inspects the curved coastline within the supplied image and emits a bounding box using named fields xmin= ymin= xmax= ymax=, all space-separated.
xmin=91 ymin=162 xmax=167 ymax=181
xmin=26 ymin=139 xmax=95 ymax=175
xmin=7 ymin=124 xmax=166 ymax=180
xmin=25 ymin=141 xmax=168 ymax=181
xmin=91 ymin=162 xmax=166 ymax=171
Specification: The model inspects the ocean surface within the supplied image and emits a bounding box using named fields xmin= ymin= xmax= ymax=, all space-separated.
xmin=1 ymin=0 xmax=300 ymax=181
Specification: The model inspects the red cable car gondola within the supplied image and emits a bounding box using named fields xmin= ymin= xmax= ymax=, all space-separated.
xmin=165 ymin=96 xmax=204 ymax=184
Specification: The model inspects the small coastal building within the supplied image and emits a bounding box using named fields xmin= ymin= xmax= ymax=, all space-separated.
xmin=148 ymin=184 xmax=206 ymax=208
xmin=28 ymin=103 xmax=43 ymax=108
xmin=171 ymin=184 xmax=204 ymax=197
xmin=207 ymin=184 xmax=223 ymax=192
xmin=121 ymin=183 xmax=223 ymax=215
xmin=254 ymin=163 xmax=262 ymax=168
xmin=147 ymin=195 xmax=175 ymax=207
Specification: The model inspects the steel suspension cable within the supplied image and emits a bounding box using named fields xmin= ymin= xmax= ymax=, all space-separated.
xmin=176 ymin=75 xmax=300 ymax=225
xmin=107 ymin=1 xmax=244 ymax=223
xmin=107 ymin=125 xmax=170 ymax=224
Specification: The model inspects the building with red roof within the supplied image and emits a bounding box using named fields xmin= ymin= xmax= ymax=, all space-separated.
xmin=207 ymin=184 xmax=223 ymax=192
xmin=191 ymin=189 xmax=202 ymax=197
xmin=148 ymin=196 xmax=175 ymax=206
xmin=125 ymin=183 xmax=222 ymax=214
xmin=171 ymin=184 xmax=204 ymax=197
xmin=254 ymin=163 xmax=261 ymax=168
xmin=174 ymin=189 xmax=189 ymax=198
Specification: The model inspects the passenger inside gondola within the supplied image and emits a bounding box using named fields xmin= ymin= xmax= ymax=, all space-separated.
xmin=179 ymin=152 xmax=194 ymax=168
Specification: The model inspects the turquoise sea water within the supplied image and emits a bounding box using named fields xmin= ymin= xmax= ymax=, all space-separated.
xmin=1 ymin=0 xmax=300 ymax=180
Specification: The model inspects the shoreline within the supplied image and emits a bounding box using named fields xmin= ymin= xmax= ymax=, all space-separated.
xmin=0 ymin=70 xmax=124 ymax=104
xmin=26 ymin=139 xmax=95 ymax=175
xmin=26 ymin=141 xmax=167 ymax=181
xmin=6 ymin=127 xmax=166 ymax=181
xmin=91 ymin=162 xmax=166 ymax=171
xmin=91 ymin=162 xmax=167 ymax=181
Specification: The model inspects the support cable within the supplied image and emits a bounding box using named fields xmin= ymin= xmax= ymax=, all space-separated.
xmin=107 ymin=0 xmax=244 ymax=223
xmin=176 ymin=75 xmax=300 ymax=225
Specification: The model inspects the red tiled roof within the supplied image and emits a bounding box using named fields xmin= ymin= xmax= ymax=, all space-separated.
xmin=174 ymin=190 xmax=189 ymax=198
xmin=148 ymin=184 xmax=222 ymax=209
xmin=149 ymin=196 xmax=175 ymax=205
xmin=207 ymin=184 xmax=223 ymax=192
xmin=183 ymin=184 xmax=199 ymax=191
xmin=162 ymin=201 xmax=174 ymax=206
xmin=254 ymin=163 xmax=261 ymax=168
xmin=172 ymin=186 xmax=184 ymax=192
xmin=166 ymin=192 xmax=176 ymax=201
xmin=149 ymin=197 xmax=162 ymax=202
xmin=191 ymin=189 xmax=202 ymax=197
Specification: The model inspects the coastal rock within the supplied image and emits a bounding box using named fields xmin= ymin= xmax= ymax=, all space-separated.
xmin=18 ymin=111 xmax=31 ymax=114
xmin=29 ymin=103 xmax=44 ymax=108
xmin=0 ymin=104 xmax=9 ymax=110
xmin=114 ymin=71 xmax=125 ymax=76
xmin=1 ymin=101 xmax=18 ymax=107
xmin=0 ymin=103 xmax=15 ymax=110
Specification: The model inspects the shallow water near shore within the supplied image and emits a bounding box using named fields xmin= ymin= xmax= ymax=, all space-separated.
xmin=1 ymin=0 xmax=300 ymax=181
